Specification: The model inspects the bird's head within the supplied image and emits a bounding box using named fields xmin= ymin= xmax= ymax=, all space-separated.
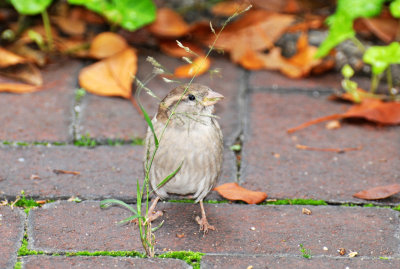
xmin=157 ymin=83 xmax=224 ymax=123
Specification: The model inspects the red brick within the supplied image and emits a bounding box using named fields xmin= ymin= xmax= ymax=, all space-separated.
xmin=22 ymin=256 xmax=190 ymax=269
xmin=249 ymin=70 xmax=373 ymax=91
xmin=0 ymin=145 xmax=235 ymax=201
xmin=0 ymin=146 xmax=143 ymax=201
xmin=201 ymin=255 xmax=400 ymax=269
xmin=28 ymin=202 xmax=400 ymax=257
xmin=0 ymin=60 xmax=81 ymax=142
xmin=241 ymin=92 xmax=400 ymax=203
xmin=0 ymin=206 xmax=25 ymax=269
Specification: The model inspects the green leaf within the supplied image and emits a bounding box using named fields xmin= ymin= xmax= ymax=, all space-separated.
xmin=336 ymin=0 xmax=385 ymax=19
xmin=316 ymin=0 xmax=386 ymax=58
xmin=151 ymin=220 xmax=164 ymax=232
xmin=341 ymin=64 xmax=354 ymax=78
xmin=100 ymin=199 xmax=137 ymax=214
xmin=10 ymin=0 xmax=52 ymax=15
xmin=136 ymin=178 xmax=142 ymax=213
xmin=118 ymin=214 xmax=143 ymax=224
xmin=156 ymin=162 xmax=183 ymax=190
xmin=390 ymin=0 xmax=400 ymax=18
xmin=67 ymin=0 xmax=156 ymax=31
xmin=141 ymin=104 xmax=159 ymax=148
xmin=315 ymin=13 xmax=355 ymax=58
xmin=363 ymin=42 xmax=400 ymax=75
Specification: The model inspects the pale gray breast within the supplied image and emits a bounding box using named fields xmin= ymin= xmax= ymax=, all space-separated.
xmin=145 ymin=117 xmax=223 ymax=202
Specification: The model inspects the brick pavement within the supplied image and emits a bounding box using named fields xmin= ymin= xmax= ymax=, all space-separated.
xmin=1 ymin=49 xmax=399 ymax=269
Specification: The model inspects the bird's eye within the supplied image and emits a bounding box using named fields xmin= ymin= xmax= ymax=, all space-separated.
xmin=188 ymin=94 xmax=196 ymax=101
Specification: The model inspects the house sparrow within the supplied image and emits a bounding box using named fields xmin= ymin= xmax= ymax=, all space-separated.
xmin=144 ymin=83 xmax=224 ymax=234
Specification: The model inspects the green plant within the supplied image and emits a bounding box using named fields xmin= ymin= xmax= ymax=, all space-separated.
xmin=299 ymin=244 xmax=312 ymax=259
xmin=10 ymin=0 xmax=54 ymax=50
xmin=12 ymin=190 xmax=40 ymax=214
xmin=317 ymin=0 xmax=400 ymax=95
xmin=67 ymin=0 xmax=156 ymax=31
xmin=99 ymin=5 xmax=252 ymax=257
xmin=74 ymin=133 xmax=97 ymax=147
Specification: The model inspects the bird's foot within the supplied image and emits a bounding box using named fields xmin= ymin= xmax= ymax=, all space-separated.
xmin=145 ymin=210 xmax=163 ymax=224
xmin=131 ymin=210 xmax=163 ymax=225
xmin=195 ymin=215 xmax=215 ymax=235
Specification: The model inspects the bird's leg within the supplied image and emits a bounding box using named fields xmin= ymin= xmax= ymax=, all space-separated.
xmin=145 ymin=196 xmax=163 ymax=223
xmin=195 ymin=200 xmax=215 ymax=235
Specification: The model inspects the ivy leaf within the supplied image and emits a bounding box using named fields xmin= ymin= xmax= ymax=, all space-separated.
xmin=336 ymin=0 xmax=385 ymax=19
xmin=10 ymin=0 xmax=52 ymax=15
xmin=363 ymin=42 xmax=400 ymax=75
xmin=68 ymin=0 xmax=156 ymax=31
xmin=315 ymin=14 xmax=355 ymax=58
xmin=390 ymin=0 xmax=400 ymax=18
xmin=316 ymin=0 xmax=386 ymax=58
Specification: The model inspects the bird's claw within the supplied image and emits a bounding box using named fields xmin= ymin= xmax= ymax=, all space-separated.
xmin=196 ymin=216 xmax=215 ymax=235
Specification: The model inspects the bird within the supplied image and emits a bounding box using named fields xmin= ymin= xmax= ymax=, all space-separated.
xmin=144 ymin=83 xmax=224 ymax=234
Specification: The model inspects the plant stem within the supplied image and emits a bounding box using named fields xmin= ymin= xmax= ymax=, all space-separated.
xmin=370 ymin=73 xmax=380 ymax=93
xmin=41 ymin=9 xmax=53 ymax=51
xmin=350 ymin=36 xmax=365 ymax=53
xmin=387 ymin=65 xmax=393 ymax=95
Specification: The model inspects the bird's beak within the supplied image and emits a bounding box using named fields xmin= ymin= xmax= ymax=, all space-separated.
xmin=201 ymin=90 xmax=224 ymax=106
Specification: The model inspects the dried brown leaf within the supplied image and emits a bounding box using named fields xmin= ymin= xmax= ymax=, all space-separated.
xmin=148 ymin=8 xmax=189 ymax=38
xmin=0 ymin=47 xmax=27 ymax=67
xmin=353 ymin=184 xmax=400 ymax=200
xmin=89 ymin=32 xmax=128 ymax=59
xmin=214 ymin=182 xmax=267 ymax=204
xmin=173 ymin=56 xmax=210 ymax=78
xmin=53 ymin=16 xmax=86 ymax=36
xmin=79 ymin=47 xmax=137 ymax=98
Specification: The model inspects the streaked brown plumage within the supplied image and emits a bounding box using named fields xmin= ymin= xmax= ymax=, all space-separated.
xmin=144 ymin=83 xmax=224 ymax=233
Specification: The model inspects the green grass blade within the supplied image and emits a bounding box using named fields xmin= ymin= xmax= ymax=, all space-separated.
xmin=156 ymin=161 xmax=183 ymax=189
xmin=118 ymin=214 xmax=143 ymax=225
xmin=136 ymin=178 xmax=142 ymax=212
xmin=100 ymin=199 xmax=137 ymax=215
xmin=151 ymin=220 xmax=164 ymax=232
xmin=140 ymin=104 xmax=158 ymax=147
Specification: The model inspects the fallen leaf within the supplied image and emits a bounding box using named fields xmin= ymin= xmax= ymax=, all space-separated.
xmin=159 ymin=40 xmax=204 ymax=58
xmin=214 ymin=182 xmax=267 ymax=204
xmin=295 ymin=144 xmax=362 ymax=153
xmin=302 ymin=208 xmax=312 ymax=215
xmin=360 ymin=17 xmax=398 ymax=43
xmin=19 ymin=25 xmax=59 ymax=45
xmin=79 ymin=47 xmax=137 ymax=98
xmin=56 ymin=38 xmax=90 ymax=57
xmin=338 ymin=248 xmax=346 ymax=256
xmin=353 ymin=184 xmax=400 ymax=200
xmin=70 ymin=7 xmax=105 ymax=24
xmin=237 ymin=48 xmax=265 ymax=70
xmin=9 ymin=44 xmax=47 ymax=66
xmin=213 ymin=9 xmax=294 ymax=53
xmin=174 ymin=57 xmax=211 ymax=78
xmin=211 ymin=1 xmax=250 ymax=16
xmin=288 ymin=99 xmax=400 ymax=133
xmin=0 ymin=63 xmax=43 ymax=86
xmin=176 ymin=233 xmax=185 ymax=238
xmin=344 ymin=99 xmax=400 ymax=125
xmin=148 ymin=8 xmax=189 ymax=38
xmin=0 ymin=83 xmax=39 ymax=93
xmin=53 ymin=169 xmax=81 ymax=175
xmin=89 ymin=32 xmax=128 ymax=59
xmin=35 ymin=200 xmax=47 ymax=205
xmin=53 ymin=16 xmax=86 ymax=36
xmin=0 ymin=47 xmax=27 ymax=67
